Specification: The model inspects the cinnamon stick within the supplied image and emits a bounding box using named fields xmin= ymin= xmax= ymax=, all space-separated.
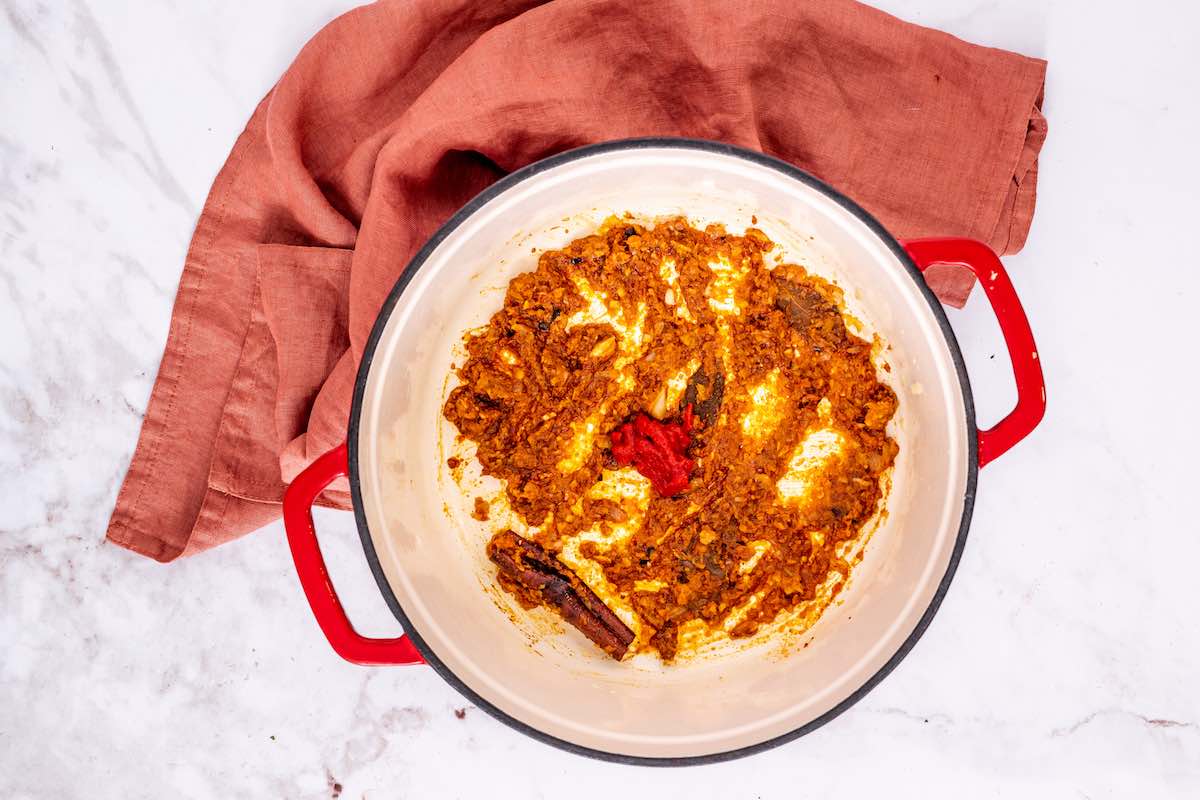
xmin=487 ymin=531 xmax=635 ymax=660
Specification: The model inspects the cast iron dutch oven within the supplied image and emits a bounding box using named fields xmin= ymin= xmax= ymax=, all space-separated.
xmin=282 ymin=139 xmax=1045 ymax=764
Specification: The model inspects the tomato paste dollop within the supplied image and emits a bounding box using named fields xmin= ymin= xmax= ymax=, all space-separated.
xmin=610 ymin=404 xmax=695 ymax=496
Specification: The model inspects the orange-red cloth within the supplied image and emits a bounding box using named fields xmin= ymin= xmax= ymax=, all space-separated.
xmin=106 ymin=0 xmax=1047 ymax=561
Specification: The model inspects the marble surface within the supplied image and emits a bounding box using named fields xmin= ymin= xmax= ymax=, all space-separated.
xmin=2 ymin=0 xmax=1198 ymax=796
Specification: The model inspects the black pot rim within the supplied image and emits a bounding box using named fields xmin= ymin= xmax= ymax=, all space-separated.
xmin=347 ymin=136 xmax=978 ymax=767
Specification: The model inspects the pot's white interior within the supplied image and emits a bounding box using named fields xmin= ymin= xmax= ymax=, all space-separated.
xmin=355 ymin=145 xmax=970 ymax=759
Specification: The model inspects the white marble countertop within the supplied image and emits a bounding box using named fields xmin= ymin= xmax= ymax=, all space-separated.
xmin=2 ymin=0 xmax=1198 ymax=797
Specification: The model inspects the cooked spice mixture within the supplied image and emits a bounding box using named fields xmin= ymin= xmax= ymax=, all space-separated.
xmin=443 ymin=217 xmax=898 ymax=662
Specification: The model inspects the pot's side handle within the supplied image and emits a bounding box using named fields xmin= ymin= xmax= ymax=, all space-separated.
xmin=902 ymin=238 xmax=1046 ymax=467
xmin=282 ymin=442 xmax=424 ymax=665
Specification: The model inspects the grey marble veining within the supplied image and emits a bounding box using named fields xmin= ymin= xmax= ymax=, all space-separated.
xmin=2 ymin=0 xmax=1198 ymax=797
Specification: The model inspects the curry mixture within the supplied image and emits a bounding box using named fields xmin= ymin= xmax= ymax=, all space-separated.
xmin=443 ymin=217 xmax=897 ymax=662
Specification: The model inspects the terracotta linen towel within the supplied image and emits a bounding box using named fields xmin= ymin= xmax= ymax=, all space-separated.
xmin=106 ymin=0 xmax=1047 ymax=561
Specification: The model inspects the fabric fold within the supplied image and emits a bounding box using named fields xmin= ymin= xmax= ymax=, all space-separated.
xmin=106 ymin=0 xmax=1047 ymax=561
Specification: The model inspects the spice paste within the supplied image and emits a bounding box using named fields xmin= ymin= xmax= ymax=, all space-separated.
xmin=444 ymin=217 xmax=897 ymax=661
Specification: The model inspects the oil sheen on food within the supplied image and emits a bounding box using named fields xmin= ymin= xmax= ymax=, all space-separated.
xmin=443 ymin=217 xmax=898 ymax=663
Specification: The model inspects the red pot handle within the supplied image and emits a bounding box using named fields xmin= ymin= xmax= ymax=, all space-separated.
xmin=282 ymin=442 xmax=424 ymax=665
xmin=902 ymin=238 xmax=1046 ymax=467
